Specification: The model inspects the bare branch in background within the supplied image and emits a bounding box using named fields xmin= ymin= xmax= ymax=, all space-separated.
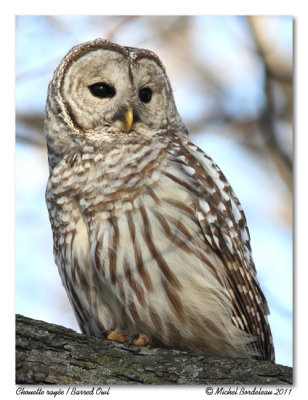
xmin=105 ymin=15 xmax=139 ymax=41
xmin=247 ymin=16 xmax=292 ymax=190
xmin=16 ymin=114 xmax=45 ymax=147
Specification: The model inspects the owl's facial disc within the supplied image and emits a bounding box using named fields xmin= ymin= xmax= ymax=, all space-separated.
xmin=126 ymin=57 xmax=174 ymax=134
xmin=60 ymin=49 xmax=132 ymax=134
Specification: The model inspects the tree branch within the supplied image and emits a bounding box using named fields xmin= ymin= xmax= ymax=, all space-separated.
xmin=16 ymin=314 xmax=292 ymax=385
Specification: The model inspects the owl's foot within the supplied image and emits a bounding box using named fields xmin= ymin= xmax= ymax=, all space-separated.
xmin=107 ymin=330 xmax=128 ymax=343
xmin=128 ymin=333 xmax=151 ymax=348
xmin=107 ymin=330 xmax=151 ymax=348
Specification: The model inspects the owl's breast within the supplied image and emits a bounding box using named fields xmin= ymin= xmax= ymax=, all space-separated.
xmin=68 ymin=137 xmax=169 ymax=217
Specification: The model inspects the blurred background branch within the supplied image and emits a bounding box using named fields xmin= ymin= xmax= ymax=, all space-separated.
xmin=247 ymin=16 xmax=292 ymax=191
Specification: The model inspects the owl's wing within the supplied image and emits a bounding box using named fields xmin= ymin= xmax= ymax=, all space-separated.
xmin=171 ymin=136 xmax=274 ymax=361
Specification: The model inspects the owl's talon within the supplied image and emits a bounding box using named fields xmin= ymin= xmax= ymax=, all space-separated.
xmin=128 ymin=333 xmax=140 ymax=347
xmin=107 ymin=330 xmax=128 ymax=344
xmin=129 ymin=333 xmax=151 ymax=348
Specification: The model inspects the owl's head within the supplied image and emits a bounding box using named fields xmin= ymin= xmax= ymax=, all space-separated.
xmin=45 ymin=39 xmax=186 ymax=153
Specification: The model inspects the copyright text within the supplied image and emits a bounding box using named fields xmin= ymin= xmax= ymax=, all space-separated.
xmin=205 ymin=387 xmax=293 ymax=396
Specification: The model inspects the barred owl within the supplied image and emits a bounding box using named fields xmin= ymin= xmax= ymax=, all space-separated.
xmin=45 ymin=39 xmax=275 ymax=361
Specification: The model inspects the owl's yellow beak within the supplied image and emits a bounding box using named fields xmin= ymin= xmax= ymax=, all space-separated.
xmin=125 ymin=107 xmax=134 ymax=133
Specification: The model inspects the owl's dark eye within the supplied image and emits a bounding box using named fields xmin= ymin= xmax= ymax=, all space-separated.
xmin=88 ymin=82 xmax=116 ymax=98
xmin=139 ymin=87 xmax=152 ymax=103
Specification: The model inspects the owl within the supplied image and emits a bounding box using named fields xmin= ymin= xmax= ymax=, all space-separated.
xmin=45 ymin=39 xmax=275 ymax=362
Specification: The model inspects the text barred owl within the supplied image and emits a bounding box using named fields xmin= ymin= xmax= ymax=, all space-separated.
xmin=45 ymin=39 xmax=275 ymax=361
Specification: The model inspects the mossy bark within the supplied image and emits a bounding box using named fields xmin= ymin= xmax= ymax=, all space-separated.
xmin=16 ymin=314 xmax=292 ymax=385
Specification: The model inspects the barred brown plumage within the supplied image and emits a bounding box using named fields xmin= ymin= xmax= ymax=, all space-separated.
xmin=45 ymin=39 xmax=275 ymax=361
